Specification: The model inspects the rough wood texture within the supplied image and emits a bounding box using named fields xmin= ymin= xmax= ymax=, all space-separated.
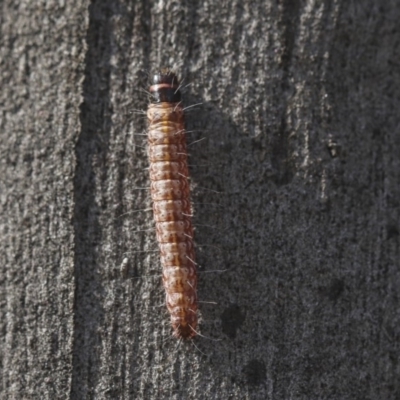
xmin=1 ymin=1 xmax=399 ymax=399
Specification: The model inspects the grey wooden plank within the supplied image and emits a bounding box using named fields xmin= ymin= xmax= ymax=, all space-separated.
xmin=1 ymin=0 xmax=400 ymax=399
xmin=0 ymin=0 xmax=89 ymax=398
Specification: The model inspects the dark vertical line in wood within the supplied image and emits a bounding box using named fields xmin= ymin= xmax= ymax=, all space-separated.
xmin=185 ymin=0 xmax=200 ymax=65
xmin=272 ymin=0 xmax=301 ymax=185
xmin=70 ymin=1 xmax=115 ymax=397
xmin=270 ymin=0 xmax=302 ymax=394
xmin=140 ymin=0 xmax=152 ymax=75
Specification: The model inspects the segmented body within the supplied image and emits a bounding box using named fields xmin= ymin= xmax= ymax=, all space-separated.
xmin=147 ymin=69 xmax=197 ymax=339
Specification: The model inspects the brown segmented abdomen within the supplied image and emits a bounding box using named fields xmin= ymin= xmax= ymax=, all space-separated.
xmin=147 ymin=69 xmax=197 ymax=339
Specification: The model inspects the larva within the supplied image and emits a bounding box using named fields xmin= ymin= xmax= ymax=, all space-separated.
xmin=147 ymin=68 xmax=198 ymax=339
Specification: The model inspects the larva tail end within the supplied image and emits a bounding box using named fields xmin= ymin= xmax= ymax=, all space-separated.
xmin=173 ymin=323 xmax=197 ymax=339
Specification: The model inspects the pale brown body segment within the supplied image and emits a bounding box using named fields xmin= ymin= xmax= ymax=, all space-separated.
xmin=147 ymin=70 xmax=198 ymax=339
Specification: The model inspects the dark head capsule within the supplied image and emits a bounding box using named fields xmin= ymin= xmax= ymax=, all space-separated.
xmin=150 ymin=69 xmax=181 ymax=103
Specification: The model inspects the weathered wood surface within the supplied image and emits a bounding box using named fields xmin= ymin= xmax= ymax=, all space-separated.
xmin=1 ymin=1 xmax=399 ymax=399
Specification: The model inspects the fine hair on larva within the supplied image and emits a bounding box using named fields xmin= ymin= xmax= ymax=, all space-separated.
xmin=147 ymin=67 xmax=198 ymax=339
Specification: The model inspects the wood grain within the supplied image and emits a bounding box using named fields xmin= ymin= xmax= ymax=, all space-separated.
xmin=1 ymin=1 xmax=400 ymax=399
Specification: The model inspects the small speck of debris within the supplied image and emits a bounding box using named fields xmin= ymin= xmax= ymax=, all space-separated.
xmin=327 ymin=135 xmax=341 ymax=158
xmin=120 ymin=257 xmax=129 ymax=277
